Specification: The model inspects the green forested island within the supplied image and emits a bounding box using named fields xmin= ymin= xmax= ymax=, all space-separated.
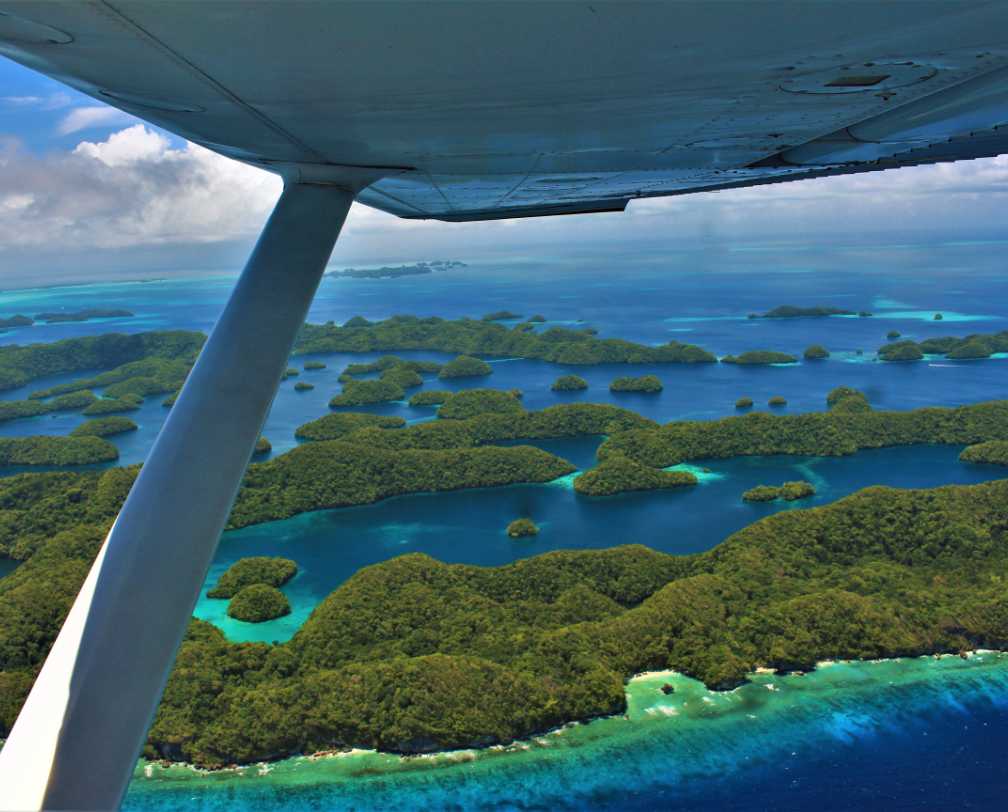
xmin=208 ymin=556 xmax=298 ymax=599
xmin=226 ymin=584 xmax=291 ymax=622
xmin=0 ymin=435 xmax=118 ymax=466
xmin=721 ymin=350 xmax=797 ymax=365
xmin=803 ymin=344 xmax=829 ymax=360
xmin=437 ymin=354 xmax=493 ymax=379
xmin=0 ymin=390 xmax=97 ymax=424
xmin=70 ymin=416 xmax=138 ymax=438
xmin=574 ymin=455 xmax=697 ymax=496
xmin=408 ymin=390 xmax=451 ymax=407
xmin=551 ymin=374 xmax=589 ymax=392
xmin=877 ymin=330 xmax=1008 ymax=362
xmin=735 ymin=397 xmax=753 ymax=409
xmin=295 ymin=413 xmax=406 ymax=441
xmin=506 ymin=518 xmax=539 ymax=538
xmin=959 ymin=440 xmax=1008 ymax=466
xmin=878 ymin=341 xmax=924 ymax=362
xmin=437 ymin=389 xmax=523 ymax=419
xmin=0 ymin=331 xmax=203 ymax=392
xmin=35 ymin=309 xmax=134 ymax=323
xmin=294 ymin=315 xmax=716 ymax=365
xmin=598 ymin=391 xmax=1008 ymax=467
xmin=610 ymin=375 xmax=663 ymax=393
xmin=83 ymin=395 xmax=142 ymax=415
xmin=329 ymin=379 xmax=406 ymax=407
xmin=749 ymin=305 xmax=857 ymax=319
xmin=741 ymin=481 xmax=816 ymax=503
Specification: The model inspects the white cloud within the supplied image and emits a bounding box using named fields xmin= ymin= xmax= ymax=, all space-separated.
xmin=0 ymin=121 xmax=1005 ymax=284
xmin=2 ymin=92 xmax=72 ymax=110
xmin=0 ymin=125 xmax=281 ymax=250
xmin=58 ymin=105 xmax=135 ymax=135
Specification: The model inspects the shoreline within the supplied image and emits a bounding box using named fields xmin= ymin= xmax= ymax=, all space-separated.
xmin=132 ymin=650 xmax=1008 ymax=777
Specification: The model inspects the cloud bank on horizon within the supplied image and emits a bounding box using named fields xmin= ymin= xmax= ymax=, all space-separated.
xmin=1 ymin=57 xmax=1007 ymax=287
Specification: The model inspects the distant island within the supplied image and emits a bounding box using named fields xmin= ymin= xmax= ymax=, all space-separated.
xmin=721 ymin=350 xmax=797 ymax=365
xmin=0 ymin=309 xmax=133 ymax=330
xmin=877 ymin=329 xmax=1008 ymax=362
xmin=742 ymin=481 xmax=815 ymax=503
xmin=35 ymin=308 xmax=133 ymax=323
xmin=748 ymin=305 xmax=870 ymax=319
xmin=328 ymin=260 xmax=466 ymax=279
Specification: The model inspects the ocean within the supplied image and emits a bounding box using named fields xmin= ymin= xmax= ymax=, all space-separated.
xmin=2 ymin=235 xmax=1007 ymax=809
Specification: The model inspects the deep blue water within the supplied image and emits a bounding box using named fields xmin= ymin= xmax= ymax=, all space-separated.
xmin=3 ymin=238 xmax=1008 ymax=809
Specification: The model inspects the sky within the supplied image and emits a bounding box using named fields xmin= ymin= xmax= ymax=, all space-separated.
xmin=2 ymin=55 xmax=1008 ymax=289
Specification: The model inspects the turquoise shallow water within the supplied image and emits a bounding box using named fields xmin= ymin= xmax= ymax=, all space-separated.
xmin=3 ymin=241 xmax=1008 ymax=808
xmin=124 ymin=653 xmax=1008 ymax=811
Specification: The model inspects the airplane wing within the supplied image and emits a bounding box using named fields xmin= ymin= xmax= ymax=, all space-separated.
xmin=2 ymin=0 xmax=1008 ymax=221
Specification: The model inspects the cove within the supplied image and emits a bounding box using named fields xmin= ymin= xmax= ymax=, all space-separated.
xmin=194 ymin=441 xmax=1007 ymax=643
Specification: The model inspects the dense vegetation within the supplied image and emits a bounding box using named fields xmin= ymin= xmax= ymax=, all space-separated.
xmin=437 ymin=389 xmax=524 ymax=420
xmin=438 ymin=355 xmax=493 ymax=379
xmin=741 ymin=481 xmax=816 ymax=503
xmin=506 ymin=518 xmax=539 ymax=538
xmin=408 ymin=390 xmax=451 ymax=407
xmin=877 ymin=341 xmax=924 ymax=362
xmin=295 ymin=413 xmax=406 ymax=441
xmin=610 ymin=375 xmax=662 ymax=393
xmin=208 ymin=557 xmax=298 ymax=599
xmin=0 ymin=389 xmax=100 ymax=424
xmin=721 ymin=351 xmax=797 ymax=365
xmin=35 ymin=309 xmax=133 ymax=323
xmin=254 ymin=437 xmax=272 ymax=455
xmin=959 ymin=440 xmax=1008 ymax=466
xmin=226 ymin=584 xmax=291 ymax=622
xmin=293 ymin=381 xmax=314 ymax=392
xmin=294 ymin=315 xmax=716 ymax=365
xmin=334 ymin=403 xmax=655 ymax=454
xmin=339 ymin=355 xmax=443 ymax=379
xmin=768 ymin=396 xmax=787 ymax=406
xmin=735 ymin=397 xmax=753 ymax=409
xmin=303 ymin=361 xmax=326 ymax=370
xmin=70 ymin=416 xmax=138 ymax=437
xmin=551 ymin=374 xmax=589 ymax=392
xmin=749 ymin=305 xmax=855 ymax=318
xmin=229 ymin=442 xmax=574 ymax=528
xmin=887 ymin=330 xmax=901 ymax=340
xmin=876 ymin=332 xmax=1008 ymax=363
xmin=8 ymin=477 xmax=1008 ymax=765
xmin=0 ymin=330 xmax=202 ymax=393
xmin=0 ymin=436 xmax=118 ymax=466
xmin=482 ymin=311 xmax=522 ymax=321
xmin=329 ymin=379 xmax=405 ymax=407
xmin=574 ymin=455 xmax=697 ymax=496
xmin=599 ymin=391 xmax=1008 ymax=468
xmin=803 ymin=345 xmax=829 ymax=360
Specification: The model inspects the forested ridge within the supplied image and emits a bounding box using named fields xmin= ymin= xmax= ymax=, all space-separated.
xmin=3 ymin=479 xmax=1007 ymax=766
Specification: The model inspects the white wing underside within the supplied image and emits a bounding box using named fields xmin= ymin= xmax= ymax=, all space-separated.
xmin=3 ymin=1 xmax=1008 ymax=221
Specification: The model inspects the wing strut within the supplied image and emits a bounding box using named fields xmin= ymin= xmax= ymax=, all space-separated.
xmin=0 ymin=181 xmax=359 ymax=810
